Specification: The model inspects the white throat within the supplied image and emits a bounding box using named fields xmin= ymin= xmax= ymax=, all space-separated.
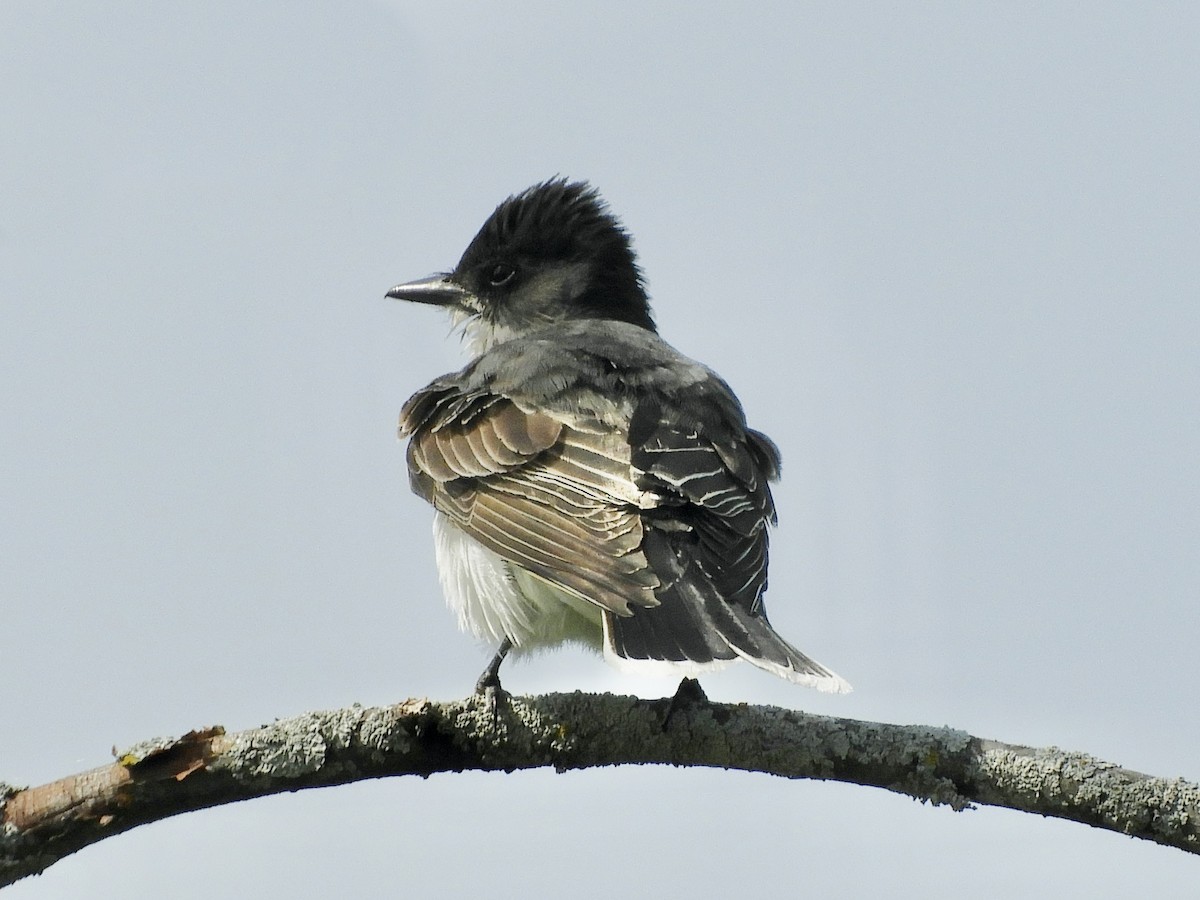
xmin=453 ymin=310 xmax=525 ymax=357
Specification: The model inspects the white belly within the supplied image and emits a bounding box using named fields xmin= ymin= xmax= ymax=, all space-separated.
xmin=432 ymin=513 xmax=604 ymax=654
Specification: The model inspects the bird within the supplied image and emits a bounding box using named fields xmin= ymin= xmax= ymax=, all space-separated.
xmin=387 ymin=179 xmax=849 ymax=695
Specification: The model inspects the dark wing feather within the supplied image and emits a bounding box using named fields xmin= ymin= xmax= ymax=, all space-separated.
xmin=400 ymin=382 xmax=659 ymax=615
xmin=607 ymin=397 xmax=844 ymax=686
xmin=633 ymin=418 xmax=777 ymax=611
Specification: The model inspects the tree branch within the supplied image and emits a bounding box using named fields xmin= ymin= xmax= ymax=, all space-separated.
xmin=3 ymin=686 xmax=1197 ymax=887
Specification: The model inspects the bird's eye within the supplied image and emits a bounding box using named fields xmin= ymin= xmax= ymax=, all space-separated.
xmin=487 ymin=263 xmax=516 ymax=286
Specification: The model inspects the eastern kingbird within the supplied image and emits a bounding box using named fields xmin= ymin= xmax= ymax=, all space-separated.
xmin=388 ymin=179 xmax=849 ymax=694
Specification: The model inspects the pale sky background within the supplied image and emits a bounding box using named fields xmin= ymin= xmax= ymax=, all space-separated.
xmin=3 ymin=2 xmax=1199 ymax=897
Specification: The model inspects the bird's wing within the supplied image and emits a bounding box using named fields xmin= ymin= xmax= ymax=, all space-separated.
xmin=400 ymin=382 xmax=660 ymax=615
xmin=400 ymin=333 xmax=846 ymax=690
xmin=630 ymin=402 xmax=779 ymax=613
xmin=607 ymin=395 xmax=847 ymax=690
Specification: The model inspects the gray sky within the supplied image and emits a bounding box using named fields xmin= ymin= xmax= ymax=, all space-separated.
xmin=3 ymin=2 xmax=1198 ymax=896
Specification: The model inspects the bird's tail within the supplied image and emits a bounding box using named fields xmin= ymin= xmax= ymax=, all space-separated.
xmin=603 ymin=587 xmax=851 ymax=693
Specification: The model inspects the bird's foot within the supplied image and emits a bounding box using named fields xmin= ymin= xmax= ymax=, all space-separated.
xmin=672 ymin=677 xmax=708 ymax=705
xmin=662 ymin=677 xmax=708 ymax=731
xmin=473 ymin=637 xmax=513 ymax=704
xmin=473 ymin=645 xmax=514 ymax=723
xmin=473 ymin=677 xmax=511 ymax=724
xmin=474 ymin=668 xmax=508 ymax=698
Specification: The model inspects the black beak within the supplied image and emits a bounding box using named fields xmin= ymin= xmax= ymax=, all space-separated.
xmin=385 ymin=274 xmax=472 ymax=309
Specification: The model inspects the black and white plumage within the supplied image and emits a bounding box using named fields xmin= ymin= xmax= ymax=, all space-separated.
xmin=388 ymin=179 xmax=849 ymax=693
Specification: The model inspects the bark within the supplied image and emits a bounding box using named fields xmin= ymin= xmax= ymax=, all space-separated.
xmin=3 ymin=685 xmax=1197 ymax=887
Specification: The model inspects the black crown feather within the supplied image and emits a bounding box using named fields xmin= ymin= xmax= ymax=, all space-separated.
xmin=457 ymin=179 xmax=654 ymax=331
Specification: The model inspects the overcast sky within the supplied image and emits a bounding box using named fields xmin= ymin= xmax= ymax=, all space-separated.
xmin=3 ymin=2 xmax=1198 ymax=897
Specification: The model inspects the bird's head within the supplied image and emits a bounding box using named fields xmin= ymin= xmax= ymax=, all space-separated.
xmin=387 ymin=179 xmax=655 ymax=353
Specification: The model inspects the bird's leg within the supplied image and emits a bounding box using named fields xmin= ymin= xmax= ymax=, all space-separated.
xmin=475 ymin=636 xmax=513 ymax=695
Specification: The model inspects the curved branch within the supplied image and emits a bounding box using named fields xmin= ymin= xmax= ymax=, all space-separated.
xmin=3 ymin=685 xmax=1197 ymax=887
